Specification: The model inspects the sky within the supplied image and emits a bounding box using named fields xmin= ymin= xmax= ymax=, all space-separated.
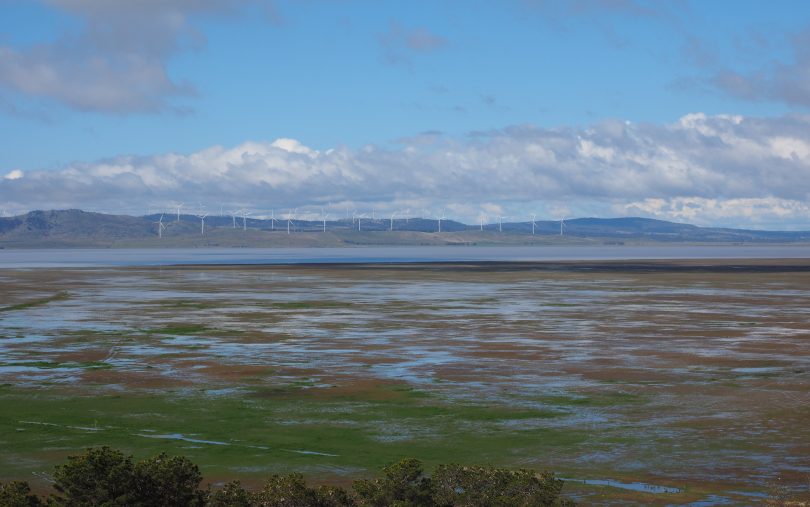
xmin=1 ymin=0 xmax=810 ymax=229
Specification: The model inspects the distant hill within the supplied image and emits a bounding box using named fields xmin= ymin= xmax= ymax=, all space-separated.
xmin=0 ymin=209 xmax=808 ymax=248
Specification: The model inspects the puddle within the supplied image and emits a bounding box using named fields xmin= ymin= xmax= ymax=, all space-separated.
xmin=135 ymin=433 xmax=230 ymax=446
xmin=562 ymin=477 xmax=681 ymax=494
xmin=286 ymin=449 xmax=339 ymax=457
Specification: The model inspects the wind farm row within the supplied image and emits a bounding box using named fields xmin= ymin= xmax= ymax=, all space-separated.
xmin=3 ymin=208 xmax=809 ymax=248
xmin=149 ymin=204 xmax=568 ymax=237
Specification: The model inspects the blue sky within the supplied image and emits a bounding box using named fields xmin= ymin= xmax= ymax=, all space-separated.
xmin=2 ymin=0 xmax=810 ymax=228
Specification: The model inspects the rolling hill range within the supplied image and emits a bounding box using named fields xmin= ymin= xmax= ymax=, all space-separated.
xmin=0 ymin=209 xmax=808 ymax=248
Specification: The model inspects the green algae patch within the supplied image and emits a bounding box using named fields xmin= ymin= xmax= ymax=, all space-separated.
xmin=269 ymin=301 xmax=352 ymax=310
xmin=0 ymin=292 xmax=70 ymax=312
xmin=145 ymin=324 xmax=210 ymax=335
xmin=0 ymin=360 xmax=113 ymax=370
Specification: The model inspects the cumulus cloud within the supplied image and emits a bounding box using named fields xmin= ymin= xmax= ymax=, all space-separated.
xmin=2 ymin=113 xmax=810 ymax=228
xmin=4 ymin=170 xmax=24 ymax=180
xmin=0 ymin=0 xmax=267 ymax=113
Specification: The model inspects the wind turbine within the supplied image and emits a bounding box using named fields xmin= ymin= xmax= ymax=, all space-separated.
xmin=240 ymin=209 xmax=250 ymax=231
xmin=498 ymin=215 xmax=508 ymax=233
xmin=173 ymin=203 xmax=184 ymax=222
xmin=321 ymin=209 xmax=330 ymax=232
xmin=286 ymin=209 xmax=296 ymax=234
xmin=437 ymin=209 xmax=446 ymax=233
xmin=530 ymin=213 xmax=537 ymax=235
xmin=560 ymin=216 xmax=566 ymax=236
xmin=389 ymin=211 xmax=397 ymax=231
xmin=355 ymin=212 xmax=367 ymax=232
xmin=230 ymin=210 xmax=238 ymax=229
xmin=196 ymin=211 xmax=208 ymax=235
xmin=270 ymin=210 xmax=278 ymax=231
xmin=479 ymin=213 xmax=486 ymax=231
xmin=154 ymin=214 xmax=167 ymax=238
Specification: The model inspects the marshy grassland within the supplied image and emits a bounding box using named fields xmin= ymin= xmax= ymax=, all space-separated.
xmin=1 ymin=261 xmax=809 ymax=505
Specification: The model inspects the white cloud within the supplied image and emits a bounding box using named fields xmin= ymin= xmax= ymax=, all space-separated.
xmin=2 ymin=113 xmax=810 ymax=228
xmin=4 ymin=170 xmax=24 ymax=180
xmin=0 ymin=1 xmax=268 ymax=113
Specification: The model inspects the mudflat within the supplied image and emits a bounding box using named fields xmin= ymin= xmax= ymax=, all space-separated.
xmin=1 ymin=259 xmax=808 ymax=505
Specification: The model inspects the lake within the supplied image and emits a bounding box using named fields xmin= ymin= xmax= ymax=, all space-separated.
xmin=2 ymin=244 xmax=810 ymax=268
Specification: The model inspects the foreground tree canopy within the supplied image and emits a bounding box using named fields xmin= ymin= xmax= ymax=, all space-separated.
xmin=0 ymin=447 xmax=575 ymax=506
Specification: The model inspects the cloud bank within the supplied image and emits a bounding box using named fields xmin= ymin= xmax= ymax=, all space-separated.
xmin=2 ymin=113 xmax=810 ymax=229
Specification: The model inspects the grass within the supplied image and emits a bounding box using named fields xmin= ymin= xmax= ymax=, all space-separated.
xmin=0 ymin=292 xmax=70 ymax=312
xmin=0 ymin=384 xmax=588 ymax=482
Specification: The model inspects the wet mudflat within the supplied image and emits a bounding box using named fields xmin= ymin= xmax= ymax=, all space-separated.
xmin=1 ymin=261 xmax=809 ymax=505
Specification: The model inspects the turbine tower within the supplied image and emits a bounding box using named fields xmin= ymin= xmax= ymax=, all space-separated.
xmin=355 ymin=212 xmax=367 ymax=232
xmin=154 ymin=214 xmax=167 ymax=238
xmin=389 ymin=211 xmax=397 ymax=231
xmin=560 ymin=216 xmax=566 ymax=236
xmin=321 ymin=208 xmax=330 ymax=232
xmin=286 ymin=209 xmax=296 ymax=234
xmin=437 ymin=209 xmax=446 ymax=233
xmin=173 ymin=203 xmax=184 ymax=223
xmin=196 ymin=211 xmax=208 ymax=235
xmin=241 ymin=209 xmax=250 ymax=231
xmin=498 ymin=215 xmax=508 ymax=233
xmin=530 ymin=213 xmax=537 ymax=235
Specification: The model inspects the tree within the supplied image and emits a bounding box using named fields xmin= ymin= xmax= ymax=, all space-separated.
xmin=353 ymin=458 xmax=435 ymax=507
xmin=51 ymin=446 xmax=135 ymax=506
xmin=131 ymin=452 xmax=204 ymax=506
xmin=206 ymin=481 xmax=253 ymax=507
xmin=432 ymin=464 xmax=572 ymax=507
xmin=0 ymin=481 xmax=43 ymax=507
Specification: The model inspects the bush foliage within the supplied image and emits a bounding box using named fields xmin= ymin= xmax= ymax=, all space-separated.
xmin=0 ymin=447 xmax=574 ymax=506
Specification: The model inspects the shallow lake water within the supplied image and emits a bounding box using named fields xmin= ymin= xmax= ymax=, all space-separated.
xmin=2 ymin=244 xmax=810 ymax=268
xmin=1 ymin=262 xmax=809 ymax=505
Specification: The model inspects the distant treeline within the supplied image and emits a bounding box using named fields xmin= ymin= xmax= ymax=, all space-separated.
xmin=0 ymin=447 xmax=575 ymax=506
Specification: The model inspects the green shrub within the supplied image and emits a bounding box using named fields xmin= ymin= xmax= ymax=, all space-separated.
xmin=353 ymin=458 xmax=435 ymax=507
xmin=0 ymin=481 xmax=43 ymax=507
xmin=51 ymin=446 xmax=135 ymax=506
xmin=206 ymin=481 xmax=253 ymax=507
xmin=432 ymin=464 xmax=572 ymax=507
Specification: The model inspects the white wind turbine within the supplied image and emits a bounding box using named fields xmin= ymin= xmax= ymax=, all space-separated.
xmin=389 ymin=211 xmax=397 ymax=231
xmin=173 ymin=202 xmax=184 ymax=222
xmin=230 ymin=209 xmax=238 ymax=228
xmin=196 ymin=211 xmax=209 ymax=235
xmin=286 ymin=209 xmax=296 ymax=234
xmin=321 ymin=208 xmax=330 ymax=232
xmin=530 ymin=213 xmax=537 ymax=235
xmin=478 ymin=213 xmax=486 ymax=231
xmin=560 ymin=215 xmax=566 ymax=236
xmin=154 ymin=214 xmax=167 ymax=238
xmin=498 ymin=215 xmax=508 ymax=233
xmin=355 ymin=212 xmax=367 ymax=232
xmin=240 ymin=209 xmax=250 ymax=231
xmin=270 ymin=210 xmax=278 ymax=231
xmin=437 ymin=209 xmax=447 ymax=233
